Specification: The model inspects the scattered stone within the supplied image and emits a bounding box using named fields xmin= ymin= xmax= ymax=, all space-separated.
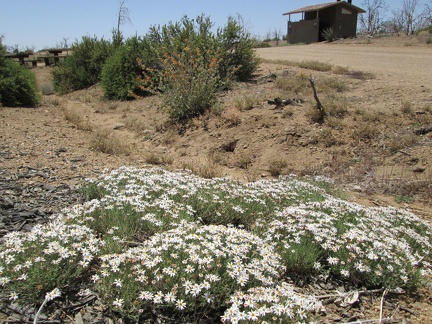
xmin=0 ymin=169 xmax=83 ymax=238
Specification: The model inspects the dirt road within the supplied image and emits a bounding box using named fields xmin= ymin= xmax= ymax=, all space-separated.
xmin=256 ymin=42 xmax=432 ymax=88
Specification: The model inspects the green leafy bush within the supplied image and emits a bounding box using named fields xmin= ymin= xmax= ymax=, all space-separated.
xmin=133 ymin=15 xmax=259 ymax=120
xmin=0 ymin=55 xmax=40 ymax=107
xmin=52 ymin=36 xmax=114 ymax=94
xmin=321 ymin=27 xmax=338 ymax=42
xmin=217 ymin=16 xmax=260 ymax=81
xmin=101 ymin=36 xmax=158 ymax=100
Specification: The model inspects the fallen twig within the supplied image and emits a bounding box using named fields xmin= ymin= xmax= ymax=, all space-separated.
xmin=314 ymin=288 xmax=384 ymax=299
xmin=379 ymin=289 xmax=388 ymax=323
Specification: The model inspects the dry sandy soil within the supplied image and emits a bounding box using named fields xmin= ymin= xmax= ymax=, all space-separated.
xmin=1 ymin=34 xmax=432 ymax=322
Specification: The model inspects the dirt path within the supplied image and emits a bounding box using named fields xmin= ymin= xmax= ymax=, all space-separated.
xmin=256 ymin=43 xmax=432 ymax=88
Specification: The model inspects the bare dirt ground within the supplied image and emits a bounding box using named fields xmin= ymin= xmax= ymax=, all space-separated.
xmin=1 ymin=34 xmax=432 ymax=322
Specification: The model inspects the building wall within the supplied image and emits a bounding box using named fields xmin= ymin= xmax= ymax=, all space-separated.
xmin=287 ymin=3 xmax=360 ymax=44
xmin=288 ymin=19 xmax=319 ymax=44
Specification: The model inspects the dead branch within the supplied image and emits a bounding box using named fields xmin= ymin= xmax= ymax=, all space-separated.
xmin=414 ymin=126 xmax=432 ymax=135
xmin=267 ymin=97 xmax=303 ymax=108
xmin=308 ymin=76 xmax=325 ymax=123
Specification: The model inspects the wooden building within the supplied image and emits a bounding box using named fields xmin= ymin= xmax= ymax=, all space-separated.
xmin=283 ymin=0 xmax=365 ymax=44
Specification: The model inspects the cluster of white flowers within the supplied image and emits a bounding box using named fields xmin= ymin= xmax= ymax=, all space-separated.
xmin=222 ymin=282 xmax=321 ymax=323
xmin=259 ymin=197 xmax=432 ymax=287
xmin=1 ymin=166 xmax=431 ymax=322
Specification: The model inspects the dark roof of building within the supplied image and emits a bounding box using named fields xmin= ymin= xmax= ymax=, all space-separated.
xmin=283 ymin=1 xmax=366 ymax=15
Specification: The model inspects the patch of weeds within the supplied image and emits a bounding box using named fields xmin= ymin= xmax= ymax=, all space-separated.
xmin=323 ymin=95 xmax=348 ymax=118
xmin=144 ymin=151 xmax=174 ymax=166
xmin=395 ymin=195 xmax=414 ymax=204
xmin=234 ymin=95 xmax=260 ymax=111
xmin=275 ymin=74 xmax=309 ymax=94
xmin=222 ymin=108 xmax=242 ymax=126
xmin=298 ymin=60 xmax=333 ymax=72
xmin=181 ymin=159 xmax=222 ymax=179
xmin=352 ymin=123 xmax=379 ymax=141
xmin=268 ymin=158 xmax=288 ymax=176
xmin=90 ymin=128 xmax=131 ymax=155
xmin=332 ymin=65 xmax=349 ymax=75
xmin=61 ymin=107 xmax=93 ymax=131
xmin=306 ymin=105 xmax=326 ymax=124
xmin=237 ymin=154 xmax=253 ymax=169
xmin=319 ymin=78 xmax=347 ymax=93
xmin=401 ymin=101 xmax=415 ymax=116
xmin=326 ymin=116 xmax=345 ymax=130
xmin=384 ymin=131 xmax=418 ymax=154
xmin=320 ymin=128 xmax=342 ymax=147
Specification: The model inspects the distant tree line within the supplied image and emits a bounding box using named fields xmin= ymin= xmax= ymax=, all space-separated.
xmin=359 ymin=0 xmax=432 ymax=36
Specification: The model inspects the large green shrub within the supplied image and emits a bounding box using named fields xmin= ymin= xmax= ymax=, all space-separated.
xmin=217 ymin=16 xmax=260 ymax=81
xmin=101 ymin=36 xmax=158 ymax=100
xmin=52 ymin=36 xmax=114 ymax=94
xmin=0 ymin=55 xmax=40 ymax=107
xmin=134 ymin=15 xmax=259 ymax=120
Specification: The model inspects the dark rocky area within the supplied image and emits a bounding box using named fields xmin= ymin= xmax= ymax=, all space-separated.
xmin=0 ymin=167 xmax=83 ymax=238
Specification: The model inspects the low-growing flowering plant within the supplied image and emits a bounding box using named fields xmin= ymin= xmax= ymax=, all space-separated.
xmin=1 ymin=166 xmax=431 ymax=322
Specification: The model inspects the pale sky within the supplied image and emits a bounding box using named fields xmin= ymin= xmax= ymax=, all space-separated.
xmin=0 ymin=0 xmax=423 ymax=51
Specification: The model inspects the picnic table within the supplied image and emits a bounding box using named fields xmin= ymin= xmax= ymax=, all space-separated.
xmin=4 ymin=52 xmax=33 ymax=65
xmin=38 ymin=49 xmax=68 ymax=66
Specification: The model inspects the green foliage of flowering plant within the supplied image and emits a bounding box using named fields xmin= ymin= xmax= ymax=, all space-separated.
xmin=137 ymin=44 xmax=233 ymax=121
xmin=259 ymin=200 xmax=432 ymax=290
xmin=92 ymin=223 xmax=284 ymax=321
xmin=0 ymin=220 xmax=101 ymax=304
xmin=1 ymin=166 xmax=431 ymax=322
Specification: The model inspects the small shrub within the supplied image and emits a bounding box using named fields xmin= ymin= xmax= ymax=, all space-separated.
xmin=234 ymin=95 xmax=259 ymax=111
xmin=0 ymin=57 xmax=40 ymax=107
xmin=401 ymin=100 xmax=414 ymax=115
xmin=268 ymin=158 xmax=288 ymax=176
xmin=222 ymin=108 xmax=242 ymax=126
xmin=237 ymin=154 xmax=252 ymax=169
xmin=321 ymin=27 xmax=338 ymax=42
xmin=352 ymin=123 xmax=379 ymax=141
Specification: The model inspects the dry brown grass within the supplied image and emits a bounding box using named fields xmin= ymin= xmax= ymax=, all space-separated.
xmin=61 ymin=106 xmax=93 ymax=131
xmin=90 ymin=128 xmax=131 ymax=155
xmin=222 ymin=108 xmax=242 ymax=126
xmin=268 ymin=158 xmax=288 ymax=177
xmin=181 ymin=158 xmax=222 ymax=179
xmin=143 ymin=151 xmax=174 ymax=166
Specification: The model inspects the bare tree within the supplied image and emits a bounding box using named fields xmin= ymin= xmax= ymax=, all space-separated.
xmin=359 ymin=0 xmax=389 ymax=36
xmin=113 ymin=0 xmax=132 ymax=47
xmin=273 ymin=28 xmax=282 ymax=46
xmin=392 ymin=0 xmax=428 ymax=35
